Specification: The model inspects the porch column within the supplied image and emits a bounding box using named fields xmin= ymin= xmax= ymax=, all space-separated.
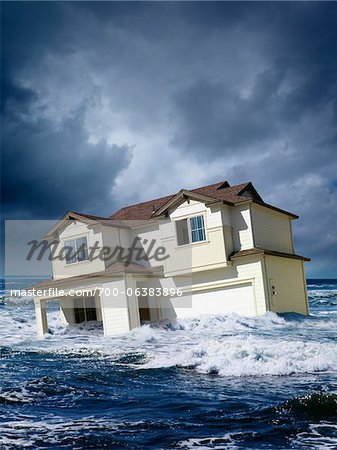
xmin=34 ymin=298 xmax=48 ymax=336
xmin=100 ymin=279 xmax=131 ymax=336
xmin=125 ymin=274 xmax=141 ymax=330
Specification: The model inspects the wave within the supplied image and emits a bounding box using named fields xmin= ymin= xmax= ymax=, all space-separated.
xmin=176 ymin=393 xmax=337 ymax=449
xmin=278 ymin=392 xmax=337 ymax=418
xmin=139 ymin=332 xmax=337 ymax=377
xmin=308 ymin=289 xmax=337 ymax=300
xmin=1 ymin=298 xmax=337 ymax=378
xmin=48 ymin=314 xmax=337 ymax=377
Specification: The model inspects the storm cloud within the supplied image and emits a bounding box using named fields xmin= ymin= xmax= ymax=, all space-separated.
xmin=1 ymin=2 xmax=337 ymax=276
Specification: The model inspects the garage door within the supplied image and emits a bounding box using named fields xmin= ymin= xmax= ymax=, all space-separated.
xmin=171 ymin=282 xmax=256 ymax=318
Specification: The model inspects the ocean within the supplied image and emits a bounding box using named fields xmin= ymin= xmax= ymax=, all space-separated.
xmin=0 ymin=278 xmax=337 ymax=449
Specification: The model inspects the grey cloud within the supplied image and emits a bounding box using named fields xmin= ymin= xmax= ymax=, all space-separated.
xmin=172 ymin=71 xmax=284 ymax=157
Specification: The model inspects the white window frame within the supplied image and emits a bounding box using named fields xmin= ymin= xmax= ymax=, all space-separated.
xmin=189 ymin=215 xmax=207 ymax=243
xmin=176 ymin=214 xmax=207 ymax=246
xmin=64 ymin=234 xmax=89 ymax=265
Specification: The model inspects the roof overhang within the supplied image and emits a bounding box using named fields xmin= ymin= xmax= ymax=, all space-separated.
xmin=42 ymin=211 xmax=132 ymax=241
xmin=230 ymin=248 xmax=310 ymax=262
xmin=152 ymin=189 xmax=225 ymax=217
xmin=42 ymin=212 xmax=97 ymax=241
xmin=29 ymin=263 xmax=164 ymax=296
xmin=252 ymin=201 xmax=299 ymax=219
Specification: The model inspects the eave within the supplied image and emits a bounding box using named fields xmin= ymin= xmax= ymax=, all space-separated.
xmin=230 ymin=248 xmax=310 ymax=262
xmin=152 ymin=189 xmax=221 ymax=217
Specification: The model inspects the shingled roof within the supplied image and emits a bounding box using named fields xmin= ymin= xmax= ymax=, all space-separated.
xmin=109 ymin=181 xmax=298 ymax=220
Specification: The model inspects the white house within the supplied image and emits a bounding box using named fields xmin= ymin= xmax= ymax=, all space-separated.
xmin=31 ymin=181 xmax=310 ymax=336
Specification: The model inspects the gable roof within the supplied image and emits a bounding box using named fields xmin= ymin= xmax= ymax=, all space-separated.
xmin=110 ymin=181 xmax=248 ymax=220
xmin=44 ymin=181 xmax=298 ymax=237
xmin=42 ymin=211 xmax=131 ymax=240
xmin=110 ymin=181 xmax=298 ymax=220
xmin=42 ymin=211 xmax=105 ymax=240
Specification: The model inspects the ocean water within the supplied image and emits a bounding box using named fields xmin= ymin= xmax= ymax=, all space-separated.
xmin=0 ymin=278 xmax=337 ymax=449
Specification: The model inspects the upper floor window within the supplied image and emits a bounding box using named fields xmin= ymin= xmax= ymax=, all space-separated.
xmin=176 ymin=215 xmax=206 ymax=246
xmin=64 ymin=236 xmax=89 ymax=264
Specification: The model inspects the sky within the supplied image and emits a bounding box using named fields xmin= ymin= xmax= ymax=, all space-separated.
xmin=1 ymin=2 xmax=337 ymax=278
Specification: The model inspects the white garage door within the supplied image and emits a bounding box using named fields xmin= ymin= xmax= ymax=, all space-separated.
xmin=171 ymin=282 xmax=256 ymax=318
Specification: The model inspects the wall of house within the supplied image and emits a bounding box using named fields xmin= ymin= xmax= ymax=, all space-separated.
xmin=101 ymin=220 xmax=170 ymax=270
xmin=251 ymin=204 xmax=294 ymax=253
xmin=101 ymin=225 xmax=131 ymax=268
xmin=129 ymin=222 xmax=164 ymax=269
xmin=230 ymin=204 xmax=254 ymax=251
xmin=157 ymin=256 xmax=267 ymax=319
xmin=160 ymin=200 xmax=231 ymax=276
xmin=52 ymin=220 xmax=105 ymax=279
xmin=264 ymin=256 xmax=308 ymax=315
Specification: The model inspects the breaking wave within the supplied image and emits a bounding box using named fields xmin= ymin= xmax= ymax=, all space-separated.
xmin=1 ymin=297 xmax=337 ymax=378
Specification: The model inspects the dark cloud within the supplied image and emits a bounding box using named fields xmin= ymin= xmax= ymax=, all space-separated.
xmin=1 ymin=2 xmax=337 ymax=276
xmin=2 ymin=81 xmax=131 ymax=219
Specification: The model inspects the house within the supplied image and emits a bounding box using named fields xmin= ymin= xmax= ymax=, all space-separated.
xmin=32 ymin=181 xmax=310 ymax=336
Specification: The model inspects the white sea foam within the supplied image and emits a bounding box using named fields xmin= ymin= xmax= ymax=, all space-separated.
xmin=1 ymin=296 xmax=337 ymax=378
xmin=177 ymin=434 xmax=241 ymax=449
xmin=291 ymin=423 xmax=337 ymax=449
xmin=0 ymin=416 xmax=120 ymax=449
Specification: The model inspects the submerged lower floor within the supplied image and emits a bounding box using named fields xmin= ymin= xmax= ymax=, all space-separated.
xmin=33 ymin=253 xmax=309 ymax=337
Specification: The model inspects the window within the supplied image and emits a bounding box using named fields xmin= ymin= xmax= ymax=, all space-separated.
xmin=190 ymin=215 xmax=206 ymax=242
xmin=64 ymin=236 xmax=89 ymax=264
xmin=176 ymin=215 xmax=206 ymax=246
xmin=74 ymin=297 xmax=97 ymax=323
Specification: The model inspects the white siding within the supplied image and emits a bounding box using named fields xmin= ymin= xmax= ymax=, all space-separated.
xmin=251 ymin=204 xmax=294 ymax=253
xmin=162 ymin=228 xmax=228 ymax=275
xmin=230 ymin=205 xmax=254 ymax=251
xmin=101 ymin=225 xmax=131 ymax=268
xmin=100 ymin=279 xmax=131 ymax=336
xmin=167 ymin=283 xmax=255 ymax=319
xmin=52 ymin=220 xmax=105 ymax=278
xmin=170 ymin=199 xmax=207 ymax=220
xmin=159 ymin=257 xmax=267 ymax=320
xmin=161 ymin=200 xmax=230 ymax=275
xmin=129 ymin=222 xmax=163 ymax=269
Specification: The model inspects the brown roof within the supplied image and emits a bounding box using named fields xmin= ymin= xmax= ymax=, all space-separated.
xmin=230 ymin=248 xmax=310 ymax=262
xmin=47 ymin=181 xmax=296 ymax=227
xmin=109 ymin=180 xmax=298 ymax=220
xmin=110 ymin=181 xmax=252 ymax=220
xmin=110 ymin=193 xmax=176 ymax=220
